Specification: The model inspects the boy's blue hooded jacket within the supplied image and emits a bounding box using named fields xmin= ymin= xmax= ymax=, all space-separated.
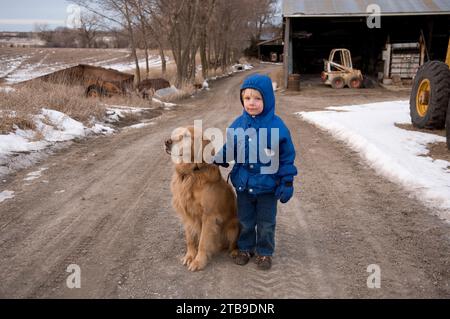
xmin=215 ymin=74 xmax=297 ymax=195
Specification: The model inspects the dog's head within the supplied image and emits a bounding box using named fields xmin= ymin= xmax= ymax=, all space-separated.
xmin=165 ymin=126 xmax=215 ymax=172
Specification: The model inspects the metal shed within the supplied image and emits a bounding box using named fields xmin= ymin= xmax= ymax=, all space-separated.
xmin=282 ymin=0 xmax=450 ymax=88
xmin=257 ymin=37 xmax=284 ymax=62
xmin=283 ymin=0 xmax=450 ymax=17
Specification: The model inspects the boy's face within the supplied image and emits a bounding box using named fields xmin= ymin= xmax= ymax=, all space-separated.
xmin=242 ymin=88 xmax=264 ymax=116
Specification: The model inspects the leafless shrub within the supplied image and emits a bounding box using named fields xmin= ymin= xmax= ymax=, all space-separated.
xmin=0 ymin=81 xmax=105 ymax=133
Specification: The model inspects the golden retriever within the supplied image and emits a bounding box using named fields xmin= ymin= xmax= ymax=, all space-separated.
xmin=165 ymin=126 xmax=239 ymax=271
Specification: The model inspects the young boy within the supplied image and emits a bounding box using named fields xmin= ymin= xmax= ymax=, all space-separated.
xmin=214 ymin=73 xmax=297 ymax=270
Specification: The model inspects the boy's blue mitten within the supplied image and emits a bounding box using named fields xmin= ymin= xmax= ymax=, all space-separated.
xmin=275 ymin=181 xmax=294 ymax=203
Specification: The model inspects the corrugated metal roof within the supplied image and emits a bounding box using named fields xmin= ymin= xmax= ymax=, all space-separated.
xmin=283 ymin=0 xmax=450 ymax=17
xmin=257 ymin=37 xmax=284 ymax=46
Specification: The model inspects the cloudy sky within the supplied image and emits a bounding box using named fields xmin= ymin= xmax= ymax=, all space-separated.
xmin=0 ymin=0 xmax=72 ymax=31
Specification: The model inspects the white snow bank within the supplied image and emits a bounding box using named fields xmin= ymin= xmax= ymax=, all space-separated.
xmin=0 ymin=108 xmax=115 ymax=178
xmin=0 ymin=190 xmax=14 ymax=203
xmin=37 ymin=109 xmax=86 ymax=142
xmin=297 ymin=100 xmax=450 ymax=222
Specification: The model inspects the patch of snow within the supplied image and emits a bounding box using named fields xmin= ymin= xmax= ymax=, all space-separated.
xmin=0 ymin=55 xmax=31 ymax=78
xmin=0 ymin=86 xmax=15 ymax=93
xmin=152 ymin=98 xmax=176 ymax=109
xmin=23 ymin=167 xmax=48 ymax=181
xmin=37 ymin=109 xmax=86 ymax=142
xmin=103 ymin=56 xmax=170 ymax=72
xmin=105 ymin=105 xmax=154 ymax=124
xmin=232 ymin=63 xmax=253 ymax=72
xmin=0 ymin=190 xmax=14 ymax=203
xmin=0 ymin=131 xmax=47 ymax=154
xmin=91 ymin=123 xmax=115 ymax=135
xmin=297 ymin=100 xmax=450 ymax=222
xmin=0 ymin=107 xmax=119 ymax=178
xmin=154 ymin=86 xmax=181 ymax=99
xmin=4 ymin=55 xmax=71 ymax=84
xmin=126 ymin=122 xmax=156 ymax=130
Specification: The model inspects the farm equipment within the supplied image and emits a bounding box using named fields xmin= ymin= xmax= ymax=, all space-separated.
xmin=27 ymin=64 xmax=171 ymax=100
xmin=321 ymin=48 xmax=363 ymax=89
xmin=410 ymin=38 xmax=450 ymax=150
xmin=30 ymin=64 xmax=135 ymax=98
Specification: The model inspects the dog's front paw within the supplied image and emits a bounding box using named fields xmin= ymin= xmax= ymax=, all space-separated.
xmin=229 ymin=249 xmax=239 ymax=258
xmin=181 ymin=253 xmax=195 ymax=266
xmin=187 ymin=256 xmax=207 ymax=272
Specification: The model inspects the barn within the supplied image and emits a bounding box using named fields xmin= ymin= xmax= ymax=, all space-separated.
xmin=258 ymin=37 xmax=284 ymax=63
xmin=282 ymin=0 xmax=450 ymax=88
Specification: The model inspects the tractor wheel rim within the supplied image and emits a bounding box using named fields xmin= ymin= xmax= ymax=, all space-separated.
xmin=351 ymin=79 xmax=359 ymax=87
xmin=416 ymin=79 xmax=430 ymax=117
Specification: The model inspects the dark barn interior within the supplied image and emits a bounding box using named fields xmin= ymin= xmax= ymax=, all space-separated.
xmin=259 ymin=41 xmax=284 ymax=63
xmin=290 ymin=14 xmax=450 ymax=77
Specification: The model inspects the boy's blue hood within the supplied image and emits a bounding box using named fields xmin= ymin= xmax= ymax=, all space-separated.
xmin=240 ymin=74 xmax=275 ymax=123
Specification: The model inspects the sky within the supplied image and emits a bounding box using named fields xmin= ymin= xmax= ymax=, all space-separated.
xmin=0 ymin=0 xmax=283 ymax=32
xmin=0 ymin=0 xmax=72 ymax=32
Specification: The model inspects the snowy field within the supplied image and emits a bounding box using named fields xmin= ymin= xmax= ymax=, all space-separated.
xmin=0 ymin=48 xmax=170 ymax=84
xmin=104 ymin=56 xmax=169 ymax=73
xmin=297 ymin=100 xmax=450 ymax=222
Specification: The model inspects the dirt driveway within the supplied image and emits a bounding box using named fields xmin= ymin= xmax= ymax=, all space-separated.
xmin=0 ymin=64 xmax=448 ymax=298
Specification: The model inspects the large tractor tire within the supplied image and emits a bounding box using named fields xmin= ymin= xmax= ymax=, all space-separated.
xmin=446 ymin=100 xmax=450 ymax=150
xmin=410 ymin=61 xmax=450 ymax=129
xmin=86 ymin=85 xmax=105 ymax=98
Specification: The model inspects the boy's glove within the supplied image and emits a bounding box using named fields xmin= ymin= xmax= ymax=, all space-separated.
xmin=275 ymin=181 xmax=294 ymax=203
xmin=213 ymin=160 xmax=229 ymax=168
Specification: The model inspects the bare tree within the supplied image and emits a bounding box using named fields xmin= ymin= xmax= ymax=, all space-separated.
xmin=130 ymin=0 xmax=169 ymax=76
xmin=79 ymin=12 xmax=100 ymax=48
xmin=34 ymin=23 xmax=53 ymax=44
xmin=248 ymin=0 xmax=278 ymax=41
xmin=153 ymin=0 xmax=202 ymax=86
xmin=71 ymin=0 xmax=142 ymax=85
xmin=71 ymin=0 xmax=277 ymax=87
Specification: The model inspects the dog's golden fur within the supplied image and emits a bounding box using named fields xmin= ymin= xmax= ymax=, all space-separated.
xmin=166 ymin=127 xmax=239 ymax=271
